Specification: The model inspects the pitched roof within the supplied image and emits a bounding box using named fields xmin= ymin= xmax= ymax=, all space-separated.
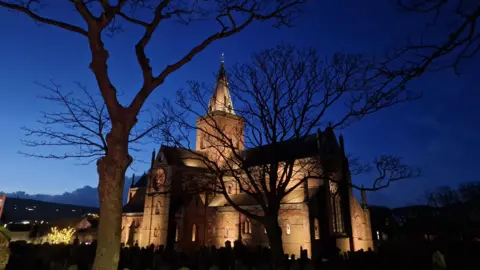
xmin=132 ymin=173 xmax=148 ymax=188
xmin=240 ymin=134 xmax=318 ymax=167
xmin=240 ymin=128 xmax=340 ymax=167
xmin=46 ymin=216 xmax=98 ymax=230
xmin=208 ymin=189 xmax=305 ymax=207
xmin=123 ymin=175 xmax=148 ymax=214
xmin=122 ymin=203 xmax=144 ymax=214
xmin=160 ymin=145 xmax=208 ymax=167
xmin=157 ymin=128 xmax=340 ymax=169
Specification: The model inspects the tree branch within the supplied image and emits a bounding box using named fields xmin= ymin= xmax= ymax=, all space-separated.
xmin=162 ymin=44 xmax=420 ymax=224
xmin=395 ymin=0 xmax=480 ymax=74
xmin=0 ymin=1 xmax=88 ymax=36
xmin=128 ymin=0 xmax=305 ymax=116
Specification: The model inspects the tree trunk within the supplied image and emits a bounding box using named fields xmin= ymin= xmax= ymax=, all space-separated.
xmin=264 ymin=215 xmax=285 ymax=268
xmin=92 ymin=129 xmax=132 ymax=270
xmin=165 ymin=199 xmax=181 ymax=253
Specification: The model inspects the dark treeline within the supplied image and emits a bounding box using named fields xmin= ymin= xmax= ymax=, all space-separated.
xmin=423 ymin=181 xmax=480 ymax=242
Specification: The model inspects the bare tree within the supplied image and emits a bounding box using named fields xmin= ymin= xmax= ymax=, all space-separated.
xmin=393 ymin=0 xmax=479 ymax=75
xmin=163 ymin=44 xmax=419 ymax=263
xmin=425 ymin=182 xmax=480 ymax=211
xmin=350 ymin=155 xmax=419 ymax=191
xmin=458 ymin=182 xmax=480 ymax=205
xmin=424 ymin=186 xmax=461 ymax=208
xmin=0 ymin=1 xmax=305 ymax=268
xmin=423 ymin=182 xmax=480 ymax=240
xmin=20 ymin=81 xmax=162 ymax=166
xmin=146 ymin=165 xmax=217 ymax=252
xmin=20 ymin=81 xmax=110 ymax=163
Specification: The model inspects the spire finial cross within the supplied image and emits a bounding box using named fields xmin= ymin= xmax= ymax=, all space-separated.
xmin=221 ymin=52 xmax=225 ymax=63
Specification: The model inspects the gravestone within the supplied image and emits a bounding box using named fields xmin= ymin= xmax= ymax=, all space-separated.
xmin=0 ymin=227 xmax=10 ymax=270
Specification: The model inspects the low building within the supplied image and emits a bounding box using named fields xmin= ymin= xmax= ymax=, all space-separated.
xmin=6 ymin=214 xmax=99 ymax=244
xmin=1 ymin=197 xmax=99 ymax=243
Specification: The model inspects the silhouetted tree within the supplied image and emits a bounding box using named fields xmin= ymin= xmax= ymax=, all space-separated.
xmin=424 ymin=182 xmax=480 ymax=240
xmin=425 ymin=186 xmax=461 ymax=208
xmin=0 ymin=1 xmax=305 ymax=269
xmin=164 ymin=44 xmax=419 ymax=264
xmin=394 ymin=0 xmax=479 ymax=74
xmin=458 ymin=182 xmax=480 ymax=206
xmin=20 ymin=81 xmax=161 ymax=165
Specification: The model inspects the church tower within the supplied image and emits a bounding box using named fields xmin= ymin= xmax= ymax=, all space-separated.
xmin=196 ymin=58 xmax=245 ymax=158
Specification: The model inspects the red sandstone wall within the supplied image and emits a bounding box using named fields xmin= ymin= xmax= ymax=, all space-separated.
xmin=212 ymin=203 xmax=311 ymax=258
xmin=177 ymin=193 xmax=212 ymax=251
xmin=350 ymin=197 xmax=374 ymax=251
xmin=278 ymin=204 xmax=312 ymax=258
xmin=121 ymin=215 xmax=143 ymax=246
xmin=138 ymin=167 xmax=173 ymax=247
xmin=196 ymin=113 xmax=245 ymax=153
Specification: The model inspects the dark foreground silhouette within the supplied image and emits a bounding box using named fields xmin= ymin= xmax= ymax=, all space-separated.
xmin=5 ymin=239 xmax=479 ymax=270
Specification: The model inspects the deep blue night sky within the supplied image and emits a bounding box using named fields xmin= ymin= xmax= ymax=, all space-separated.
xmin=0 ymin=0 xmax=478 ymax=207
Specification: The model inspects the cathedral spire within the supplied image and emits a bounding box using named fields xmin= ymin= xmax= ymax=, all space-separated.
xmin=208 ymin=54 xmax=235 ymax=114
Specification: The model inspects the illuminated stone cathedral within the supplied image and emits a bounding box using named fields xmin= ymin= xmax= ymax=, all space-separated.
xmin=121 ymin=61 xmax=374 ymax=258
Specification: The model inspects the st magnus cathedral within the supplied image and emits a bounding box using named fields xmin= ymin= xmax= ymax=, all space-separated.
xmin=120 ymin=61 xmax=374 ymax=258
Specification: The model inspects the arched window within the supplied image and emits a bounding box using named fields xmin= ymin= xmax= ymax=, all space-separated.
xmin=192 ymin=224 xmax=197 ymax=242
xmin=225 ymin=227 xmax=230 ymax=238
xmin=227 ymin=185 xmax=233 ymax=194
xmin=354 ymin=216 xmax=364 ymax=240
xmin=243 ymin=219 xmax=251 ymax=234
xmin=175 ymin=225 xmax=180 ymax=242
xmin=314 ymin=218 xmax=320 ymax=240
xmin=155 ymin=203 xmax=160 ymax=215
xmin=332 ymin=194 xmax=344 ymax=234
xmin=200 ymin=133 xmax=205 ymax=149
xmin=286 ymin=224 xmax=291 ymax=235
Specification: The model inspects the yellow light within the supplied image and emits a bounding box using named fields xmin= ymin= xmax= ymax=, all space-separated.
xmin=46 ymin=226 xmax=76 ymax=244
